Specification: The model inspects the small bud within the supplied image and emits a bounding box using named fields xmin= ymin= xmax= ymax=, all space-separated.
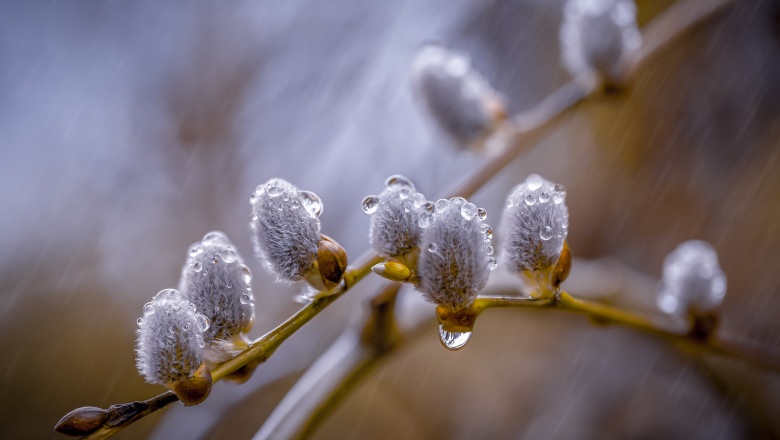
xmin=372 ymin=261 xmax=413 ymax=282
xmin=559 ymin=0 xmax=641 ymax=87
xmin=657 ymin=240 xmax=727 ymax=317
xmin=499 ymin=174 xmax=569 ymax=295
xmin=416 ymin=197 xmax=494 ymax=311
xmin=411 ymin=43 xmax=505 ymax=149
xmin=54 ymin=406 xmax=109 ymax=436
xmin=552 ymin=241 xmax=572 ymax=289
xmin=365 ymin=175 xmax=429 ymax=267
xmin=307 ymin=234 xmax=348 ymax=291
xmin=250 ymin=178 xmax=322 ymax=283
xmin=179 ymin=231 xmax=255 ymax=364
xmin=172 ymin=363 xmax=213 ymax=406
xmin=135 ymin=289 xmax=209 ymax=398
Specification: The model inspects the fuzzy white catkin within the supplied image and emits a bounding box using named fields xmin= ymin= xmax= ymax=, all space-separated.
xmin=178 ymin=231 xmax=254 ymax=354
xmin=365 ymin=175 xmax=430 ymax=260
xmin=136 ymin=289 xmax=208 ymax=385
xmin=559 ymin=0 xmax=641 ymax=84
xmin=657 ymin=240 xmax=727 ymax=315
xmin=500 ymin=174 xmax=569 ymax=274
xmin=411 ymin=43 xmax=501 ymax=147
xmin=250 ymin=178 xmax=321 ymax=282
xmin=416 ymin=197 xmax=494 ymax=311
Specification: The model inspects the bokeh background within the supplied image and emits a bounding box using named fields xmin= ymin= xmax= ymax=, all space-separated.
xmin=1 ymin=0 xmax=778 ymax=438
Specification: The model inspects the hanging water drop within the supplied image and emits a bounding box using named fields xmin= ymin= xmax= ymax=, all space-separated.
xmin=202 ymin=231 xmax=228 ymax=245
xmin=299 ymin=190 xmax=322 ymax=218
xmin=241 ymin=265 xmax=252 ymax=283
xmin=435 ymin=199 xmax=449 ymax=213
xmin=255 ymin=184 xmax=266 ymax=196
xmin=428 ymin=243 xmax=438 ymax=253
xmin=477 ymin=208 xmax=487 ymax=221
xmin=143 ymin=302 xmax=154 ymax=315
xmin=525 ymin=194 xmax=536 ymax=206
xmin=506 ymin=199 xmax=515 ymax=209
xmin=438 ymin=325 xmax=472 ymax=350
xmin=539 ymin=192 xmax=550 ymax=204
xmin=136 ymin=317 xmax=143 ymax=325
xmin=460 ymin=202 xmax=477 ymax=220
xmin=486 ymin=246 xmax=494 ymax=256
xmin=413 ymin=193 xmax=426 ymax=207
xmin=398 ymin=188 xmax=411 ymax=200
xmin=240 ymin=294 xmax=251 ymax=305
xmin=487 ymin=256 xmax=497 ymax=270
xmin=450 ymin=197 xmax=465 ymax=206
xmin=540 ymin=226 xmax=553 ymax=241
xmin=362 ymin=195 xmax=379 ymax=214
xmin=193 ymin=262 xmax=203 ymax=273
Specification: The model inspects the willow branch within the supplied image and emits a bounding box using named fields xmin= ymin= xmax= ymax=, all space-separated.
xmin=473 ymin=292 xmax=780 ymax=373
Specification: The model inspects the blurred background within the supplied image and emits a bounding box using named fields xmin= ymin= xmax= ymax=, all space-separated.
xmin=0 ymin=0 xmax=778 ymax=438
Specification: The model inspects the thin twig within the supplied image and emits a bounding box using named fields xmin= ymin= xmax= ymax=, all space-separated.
xmin=473 ymin=292 xmax=780 ymax=373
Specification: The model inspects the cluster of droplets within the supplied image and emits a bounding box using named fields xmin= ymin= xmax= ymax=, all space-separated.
xmin=657 ymin=240 xmax=727 ymax=316
xmin=411 ymin=43 xmax=504 ymax=148
xmin=363 ymin=175 xmax=430 ymax=261
xmin=178 ymin=231 xmax=255 ymax=363
xmin=136 ymin=289 xmax=210 ymax=385
xmin=559 ymin=0 xmax=641 ymax=86
xmin=250 ymin=178 xmax=322 ymax=282
xmin=500 ymin=174 xmax=569 ymax=292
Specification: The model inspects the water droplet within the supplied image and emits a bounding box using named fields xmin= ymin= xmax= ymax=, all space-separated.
xmin=526 ymin=174 xmax=543 ymax=191
xmin=487 ymin=256 xmax=497 ymax=270
xmin=486 ymin=246 xmax=494 ymax=256
xmin=418 ymin=211 xmax=434 ymax=228
xmin=198 ymin=340 xmax=206 ymax=348
xmin=384 ymin=174 xmax=414 ymax=189
xmin=250 ymin=213 xmax=258 ymax=222
xmin=196 ymin=314 xmax=210 ymax=332
xmin=438 ymin=325 xmax=472 ymax=350
xmin=241 ymin=265 xmax=252 ymax=283
xmin=435 ymin=199 xmax=449 ymax=213
xmin=506 ymin=199 xmax=515 ymax=209
xmin=282 ymin=194 xmax=289 ymax=202
xmin=362 ymin=195 xmax=379 ymax=214
xmin=249 ymin=299 xmax=256 ymax=307
xmin=221 ymin=249 xmax=238 ymax=264
xmin=539 ymin=192 xmax=550 ymax=204
xmin=525 ymin=194 xmax=537 ymax=206
xmin=460 ymin=202 xmax=477 ymax=220
xmin=480 ymin=224 xmax=493 ymax=243
xmin=540 ymin=226 xmax=553 ymax=241
xmin=249 ymin=193 xmax=257 ymax=204
xmin=226 ymin=283 xmax=232 ymax=289
xmin=398 ymin=188 xmax=411 ymax=200
xmin=183 ymin=323 xmax=191 ymax=331
xmin=202 ymin=231 xmax=229 ymax=245
xmin=193 ymin=262 xmax=203 ymax=273
xmin=477 ymin=208 xmax=487 ymax=221
xmin=450 ymin=197 xmax=465 ymax=206
xmin=143 ymin=302 xmax=154 ymax=315
xmin=188 ymin=246 xmax=199 ymax=257
xmin=553 ymin=185 xmax=566 ymax=204
xmin=136 ymin=317 xmax=143 ymax=325
xmin=413 ymin=193 xmax=426 ymax=207
xmin=255 ymin=184 xmax=266 ymax=195
xmin=188 ymin=303 xmax=197 ymax=313
xmin=240 ymin=294 xmax=251 ymax=305
xmin=423 ymin=202 xmax=435 ymax=213
xmin=299 ymin=191 xmax=322 ymax=218
xmin=266 ymin=180 xmax=284 ymax=197
xmin=291 ymin=199 xmax=300 ymax=209
xmin=427 ymin=243 xmax=438 ymax=253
